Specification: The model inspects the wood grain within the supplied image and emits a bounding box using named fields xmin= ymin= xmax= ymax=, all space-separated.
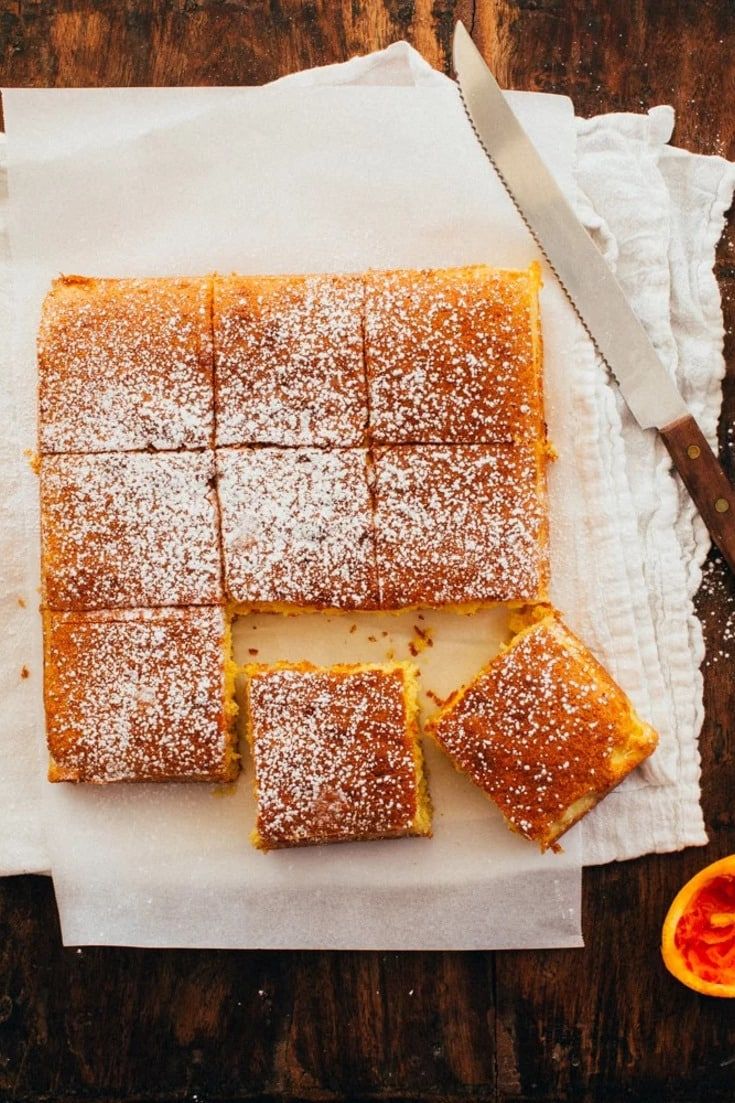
xmin=0 ymin=2 xmax=734 ymax=1100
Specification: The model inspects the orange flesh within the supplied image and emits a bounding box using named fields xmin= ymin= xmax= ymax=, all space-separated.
xmin=674 ymin=874 xmax=735 ymax=984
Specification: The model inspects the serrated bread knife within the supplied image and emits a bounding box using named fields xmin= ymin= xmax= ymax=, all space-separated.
xmin=453 ymin=20 xmax=735 ymax=574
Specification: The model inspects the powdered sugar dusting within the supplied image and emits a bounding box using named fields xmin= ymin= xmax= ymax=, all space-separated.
xmin=428 ymin=617 xmax=651 ymax=842
xmin=214 ymin=274 xmax=367 ymax=447
xmin=217 ymin=447 xmax=378 ymax=608
xmin=365 ymin=266 xmax=543 ymax=444
xmin=45 ymin=607 xmax=233 ymax=782
xmin=248 ymin=664 xmax=419 ymax=847
xmin=38 ymin=276 xmax=214 ymax=453
xmin=41 ymin=451 xmax=223 ymax=609
xmin=373 ymin=444 xmax=549 ymax=607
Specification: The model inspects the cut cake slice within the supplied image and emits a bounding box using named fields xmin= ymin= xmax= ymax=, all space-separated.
xmin=44 ymin=606 xmax=238 ymax=783
xmin=364 ymin=263 xmax=544 ymax=445
xmin=244 ymin=660 xmax=431 ymax=850
xmin=425 ymin=608 xmax=658 ymax=850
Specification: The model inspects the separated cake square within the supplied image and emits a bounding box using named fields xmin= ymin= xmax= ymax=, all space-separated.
xmin=372 ymin=443 xmax=550 ymax=609
xmin=44 ymin=606 xmax=238 ymax=783
xmin=245 ymin=661 xmax=431 ymax=849
xmin=217 ymin=447 xmax=379 ymax=610
xmin=41 ymin=451 xmax=223 ymax=610
xmin=425 ymin=610 xmax=659 ymax=850
xmin=214 ymin=274 xmax=368 ymax=447
xmin=38 ymin=276 xmax=214 ymax=453
xmin=365 ymin=264 xmax=544 ymax=444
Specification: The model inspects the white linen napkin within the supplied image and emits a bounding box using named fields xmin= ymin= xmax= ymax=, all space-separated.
xmin=571 ymin=106 xmax=735 ymax=861
xmin=0 ymin=43 xmax=732 ymax=881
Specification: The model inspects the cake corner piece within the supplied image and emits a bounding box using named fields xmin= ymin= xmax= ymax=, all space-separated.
xmin=364 ymin=262 xmax=545 ymax=446
xmin=43 ymin=605 xmax=239 ymax=784
xmin=38 ymin=274 xmax=215 ymax=454
xmin=425 ymin=606 xmax=658 ymax=851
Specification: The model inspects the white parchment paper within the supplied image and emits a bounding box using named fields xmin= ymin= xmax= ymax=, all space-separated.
xmin=2 ymin=84 xmax=585 ymax=948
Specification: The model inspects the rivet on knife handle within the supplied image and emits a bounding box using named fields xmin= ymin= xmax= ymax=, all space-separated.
xmin=659 ymin=415 xmax=735 ymax=573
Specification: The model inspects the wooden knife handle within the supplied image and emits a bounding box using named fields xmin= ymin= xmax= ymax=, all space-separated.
xmin=660 ymin=414 xmax=735 ymax=574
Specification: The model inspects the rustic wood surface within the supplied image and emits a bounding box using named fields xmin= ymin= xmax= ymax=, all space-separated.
xmin=1 ymin=1 xmax=734 ymax=1100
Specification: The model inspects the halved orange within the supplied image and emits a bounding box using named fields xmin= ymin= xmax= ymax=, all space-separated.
xmin=662 ymin=856 xmax=735 ymax=997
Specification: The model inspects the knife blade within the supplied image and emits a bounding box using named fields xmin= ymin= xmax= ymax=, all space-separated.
xmin=453 ymin=19 xmax=735 ymax=574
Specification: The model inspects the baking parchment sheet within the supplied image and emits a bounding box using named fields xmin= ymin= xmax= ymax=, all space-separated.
xmin=3 ymin=84 xmax=584 ymax=948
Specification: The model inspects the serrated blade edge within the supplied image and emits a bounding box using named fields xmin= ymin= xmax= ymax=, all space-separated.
xmin=452 ymin=21 xmax=688 ymax=431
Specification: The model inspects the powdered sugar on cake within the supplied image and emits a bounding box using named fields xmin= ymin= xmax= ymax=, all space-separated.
xmin=373 ymin=444 xmax=549 ymax=607
xmin=45 ymin=607 xmax=232 ymax=782
xmin=38 ymin=276 xmax=214 ymax=453
xmin=214 ymin=274 xmax=367 ymax=447
xmin=365 ymin=266 xmax=543 ymax=444
xmin=217 ymin=447 xmax=378 ymax=608
xmin=41 ymin=451 xmax=223 ymax=609
xmin=248 ymin=665 xmax=418 ymax=846
xmin=429 ymin=619 xmax=640 ymax=841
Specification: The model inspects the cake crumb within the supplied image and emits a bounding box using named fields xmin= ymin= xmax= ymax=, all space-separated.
xmin=20 ymin=665 xmax=30 ymax=680
xmin=25 ymin=449 xmax=41 ymax=475
xmin=409 ymin=624 xmax=434 ymax=657
xmin=248 ymin=648 xmax=259 ymax=656
xmin=17 ymin=597 xmax=26 ymax=608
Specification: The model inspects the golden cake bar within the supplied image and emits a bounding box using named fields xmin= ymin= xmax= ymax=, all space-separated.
xmin=214 ymin=274 xmax=368 ymax=447
xmin=44 ymin=606 xmax=238 ymax=783
xmin=372 ymin=442 xmax=550 ymax=609
xmin=216 ymin=446 xmax=379 ymax=611
xmin=40 ymin=451 xmax=223 ymax=610
xmin=244 ymin=661 xmax=431 ymax=850
xmin=425 ymin=609 xmax=659 ymax=851
xmin=365 ymin=264 xmax=544 ymax=444
xmin=38 ymin=276 xmax=214 ymax=454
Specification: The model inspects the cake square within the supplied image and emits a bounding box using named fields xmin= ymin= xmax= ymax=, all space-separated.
xmin=364 ymin=264 xmax=544 ymax=444
xmin=245 ymin=661 xmax=431 ymax=849
xmin=425 ymin=610 xmax=659 ymax=850
xmin=44 ymin=606 xmax=238 ymax=783
xmin=372 ymin=443 xmax=550 ymax=609
xmin=38 ymin=276 xmax=214 ymax=453
xmin=214 ymin=274 xmax=368 ymax=447
xmin=41 ymin=451 xmax=223 ymax=610
xmin=217 ymin=447 xmax=379 ymax=609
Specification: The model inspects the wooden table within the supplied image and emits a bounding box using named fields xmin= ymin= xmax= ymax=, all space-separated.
xmin=1 ymin=3 xmax=733 ymax=1099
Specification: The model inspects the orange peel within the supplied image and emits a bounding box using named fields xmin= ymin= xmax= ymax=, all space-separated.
xmin=662 ymin=856 xmax=735 ymax=997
